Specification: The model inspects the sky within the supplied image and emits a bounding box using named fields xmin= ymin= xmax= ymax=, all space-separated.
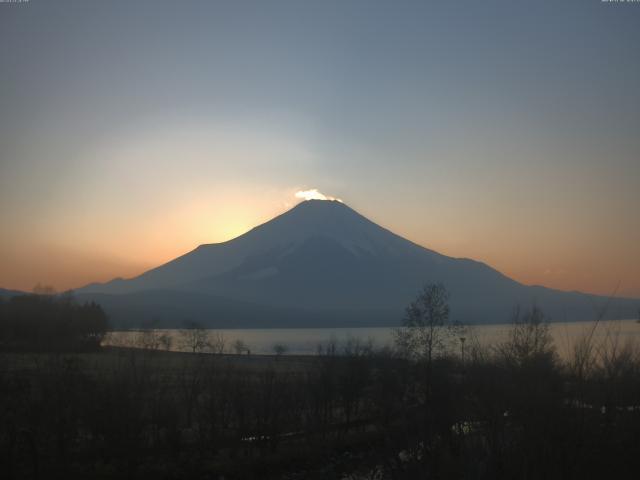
xmin=1 ymin=0 xmax=639 ymax=297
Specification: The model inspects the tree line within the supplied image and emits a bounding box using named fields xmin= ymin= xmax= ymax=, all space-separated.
xmin=0 ymin=293 xmax=109 ymax=352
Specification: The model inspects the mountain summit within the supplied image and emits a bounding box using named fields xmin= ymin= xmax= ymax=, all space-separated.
xmin=78 ymin=200 xmax=637 ymax=327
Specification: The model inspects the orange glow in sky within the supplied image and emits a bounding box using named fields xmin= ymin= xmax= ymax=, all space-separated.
xmin=1 ymin=186 xmax=639 ymax=299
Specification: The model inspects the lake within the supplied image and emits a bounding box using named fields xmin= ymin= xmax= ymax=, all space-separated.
xmin=104 ymin=318 xmax=640 ymax=359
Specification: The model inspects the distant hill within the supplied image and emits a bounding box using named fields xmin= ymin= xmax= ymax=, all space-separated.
xmin=0 ymin=288 xmax=26 ymax=298
xmin=78 ymin=200 xmax=639 ymax=328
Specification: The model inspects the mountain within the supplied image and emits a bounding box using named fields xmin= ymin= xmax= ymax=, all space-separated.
xmin=77 ymin=200 xmax=638 ymax=327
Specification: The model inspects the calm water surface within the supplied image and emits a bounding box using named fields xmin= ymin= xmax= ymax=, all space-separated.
xmin=105 ymin=319 xmax=640 ymax=359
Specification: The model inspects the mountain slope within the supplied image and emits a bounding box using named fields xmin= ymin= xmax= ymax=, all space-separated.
xmin=78 ymin=200 xmax=638 ymax=327
xmin=0 ymin=288 xmax=26 ymax=298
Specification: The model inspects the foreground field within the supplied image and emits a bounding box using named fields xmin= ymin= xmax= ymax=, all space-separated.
xmin=3 ymin=313 xmax=640 ymax=480
xmin=2 ymin=347 xmax=400 ymax=479
xmin=2 ymin=347 xmax=317 ymax=375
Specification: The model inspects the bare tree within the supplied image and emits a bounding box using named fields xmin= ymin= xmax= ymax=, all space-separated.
xmin=496 ymin=304 xmax=556 ymax=367
xmin=394 ymin=283 xmax=458 ymax=365
xmin=272 ymin=343 xmax=288 ymax=357
xmin=138 ymin=329 xmax=163 ymax=351
xmin=179 ymin=320 xmax=210 ymax=353
xmin=233 ymin=339 xmax=247 ymax=355
xmin=158 ymin=332 xmax=172 ymax=351
xmin=32 ymin=284 xmax=57 ymax=295
xmin=209 ymin=332 xmax=226 ymax=354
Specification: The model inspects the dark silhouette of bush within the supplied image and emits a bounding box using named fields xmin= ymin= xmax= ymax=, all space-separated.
xmin=0 ymin=293 xmax=109 ymax=352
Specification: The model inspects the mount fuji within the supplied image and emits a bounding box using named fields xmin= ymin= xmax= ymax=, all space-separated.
xmin=77 ymin=200 xmax=638 ymax=328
